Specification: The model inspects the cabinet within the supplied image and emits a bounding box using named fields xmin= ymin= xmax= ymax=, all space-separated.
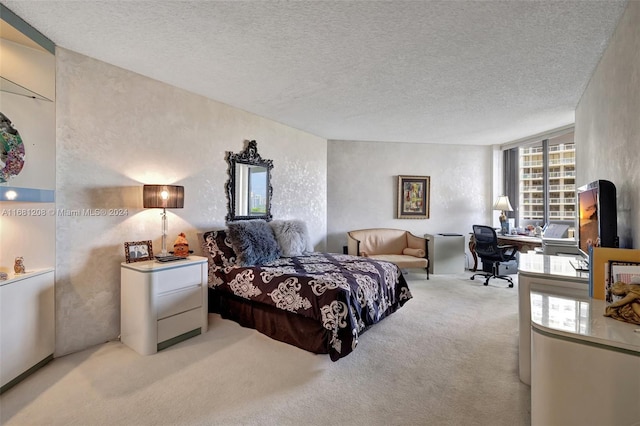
xmin=517 ymin=254 xmax=588 ymax=385
xmin=425 ymin=233 xmax=465 ymax=274
xmin=0 ymin=269 xmax=55 ymax=393
xmin=120 ymin=256 xmax=208 ymax=355
xmin=530 ymin=292 xmax=640 ymax=425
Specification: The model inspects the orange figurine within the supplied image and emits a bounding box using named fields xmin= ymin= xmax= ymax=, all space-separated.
xmin=173 ymin=233 xmax=190 ymax=258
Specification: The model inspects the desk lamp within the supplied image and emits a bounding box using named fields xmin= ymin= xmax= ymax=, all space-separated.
xmin=493 ymin=195 xmax=513 ymax=235
xmin=143 ymin=185 xmax=184 ymax=257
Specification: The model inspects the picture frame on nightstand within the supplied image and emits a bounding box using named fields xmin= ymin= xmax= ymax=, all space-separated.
xmin=124 ymin=240 xmax=154 ymax=263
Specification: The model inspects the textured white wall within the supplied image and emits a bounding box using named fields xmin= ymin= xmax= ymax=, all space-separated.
xmin=326 ymin=140 xmax=493 ymax=263
xmin=575 ymin=1 xmax=640 ymax=248
xmin=55 ymin=48 xmax=327 ymax=356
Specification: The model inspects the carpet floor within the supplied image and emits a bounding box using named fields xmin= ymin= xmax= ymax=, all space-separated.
xmin=0 ymin=271 xmax=531 ymax=426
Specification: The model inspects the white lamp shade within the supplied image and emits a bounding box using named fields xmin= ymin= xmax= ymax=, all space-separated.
xmin=493 ymin=195 xmax=513 ymax=212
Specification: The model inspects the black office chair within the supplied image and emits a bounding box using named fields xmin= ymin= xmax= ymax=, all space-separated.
xmin=470 ymin=225 xmax=517 ymax=288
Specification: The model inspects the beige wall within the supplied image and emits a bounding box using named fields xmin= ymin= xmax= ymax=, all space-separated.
xmin=55 ymin=48 xmax=327 ymax=356
xmin=575 ymin=1 xmax=640 ymax=248
xmin=326 ymin=140 xmax=493 ymax=265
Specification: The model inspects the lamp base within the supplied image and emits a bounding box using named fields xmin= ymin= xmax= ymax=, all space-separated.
xmin=499 ymin=221 xmax=509 ymax=235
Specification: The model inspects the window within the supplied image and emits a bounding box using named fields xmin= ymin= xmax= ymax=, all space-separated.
xmin=504 ymin=130 xmax=576 ymax=234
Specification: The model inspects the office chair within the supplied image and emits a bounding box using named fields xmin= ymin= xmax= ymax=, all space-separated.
xmin=470 ymin=225 xmax=517 ymax=287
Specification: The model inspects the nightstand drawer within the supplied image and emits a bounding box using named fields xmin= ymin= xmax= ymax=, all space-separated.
xmin=156 ymin=264 xmax=202 ymax=293
xmin=157 ymin=307 xmax=201 ymax=343
xmin=156 ymin=285 xmax=202 ymax=320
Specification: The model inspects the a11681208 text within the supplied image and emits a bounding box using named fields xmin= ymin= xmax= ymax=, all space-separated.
xmin=1 ymin=208 xmax=129 ymax=217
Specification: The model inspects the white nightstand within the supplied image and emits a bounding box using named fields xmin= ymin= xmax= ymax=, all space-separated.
xmin=120 ymin=256 xmax=208 ymax=355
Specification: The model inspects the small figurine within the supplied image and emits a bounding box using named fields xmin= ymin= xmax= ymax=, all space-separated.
xmin=534 ymin=224 xmax=543 ymax=237
xmin=14 ymin=257 xmax=25 ymax=274
xmin=0 ymin=271 xmax=7 ymax=280
xmin=604 ymin=276 xmax=640 ymax=325
xmin=173 ymin=233 xmax=190 ymax=258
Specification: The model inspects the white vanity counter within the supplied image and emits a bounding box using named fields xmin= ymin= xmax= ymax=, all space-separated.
xmin=530 ymin=290 xmax=640 ymax=426
xmin=518 ymin=253 xmax=588 ymax=281
xmin=517 ymin=254 xmax=589 ymax=385
xmin=531 ymin=291 xmax=640 ymax=352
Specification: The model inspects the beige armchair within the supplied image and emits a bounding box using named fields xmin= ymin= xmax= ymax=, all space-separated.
xmin=347 ymin=228 xmax=429 ymax=279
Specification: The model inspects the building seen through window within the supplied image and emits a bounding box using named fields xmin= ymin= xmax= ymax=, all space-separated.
xmin=504 ymin=130 xmax=576 ymax=235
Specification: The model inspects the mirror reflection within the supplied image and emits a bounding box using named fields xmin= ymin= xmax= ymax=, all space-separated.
xmin=226 ymin=140 xmax=273 ymax=222
xmin=234 ymin=164 xmax=268 ymax=216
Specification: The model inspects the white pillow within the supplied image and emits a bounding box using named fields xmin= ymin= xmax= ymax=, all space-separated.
xmin=269 ymin=220 xmax=313 ymax=256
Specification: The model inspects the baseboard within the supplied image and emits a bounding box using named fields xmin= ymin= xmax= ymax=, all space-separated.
xmin=1 ymin=354 xmax=54 ymax=394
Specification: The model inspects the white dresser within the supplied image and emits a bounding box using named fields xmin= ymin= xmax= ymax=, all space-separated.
xmin=0 ymin=269 xmax=55 ymax=393
xmin=120 ymin=256 xmax=208 ymax=355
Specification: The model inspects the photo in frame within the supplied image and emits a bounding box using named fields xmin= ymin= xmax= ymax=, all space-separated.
xmin=397 ymin=175 xmax=430 ymax=219
xmin=124 ymin=240 xmax=154 ymax=263
xmin=606 ymin=260 xmax=640 ymax=304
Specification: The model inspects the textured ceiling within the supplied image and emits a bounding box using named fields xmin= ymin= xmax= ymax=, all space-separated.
xmin=1 ymin=0 xmax=628 ymax=145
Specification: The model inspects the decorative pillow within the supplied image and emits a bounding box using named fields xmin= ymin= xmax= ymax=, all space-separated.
xmin=403 ymin=247 xmax=426 ymax=258
xmin=269 ymin=219 xmax=313 ymax=256
xmin=226 ymin=219 xmax=280 ymax=266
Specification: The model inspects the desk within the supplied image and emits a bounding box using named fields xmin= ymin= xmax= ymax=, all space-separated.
xmin=497 ymin=234 xmax=542 ymax=253
xmin=468 ymin=233 xmax=542 ymax=271
xmin=518 ymin=254 xmax=588 ymax=385
xmin=530 ymin=291 xmax=640 ymax=425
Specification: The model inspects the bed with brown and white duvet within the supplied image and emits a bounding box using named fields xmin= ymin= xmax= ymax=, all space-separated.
xmin=200 ymin=220 xmax=412 ymax=361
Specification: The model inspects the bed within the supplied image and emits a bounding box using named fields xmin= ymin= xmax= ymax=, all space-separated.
xmin=200 ymin=220 xmax=413 ymax=361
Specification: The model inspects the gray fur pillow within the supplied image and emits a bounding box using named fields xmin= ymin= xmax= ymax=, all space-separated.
xmin=269 ymin=219 xmax=313 ymax=256
xmin=226 ymin=219 xmax=280 ymax=266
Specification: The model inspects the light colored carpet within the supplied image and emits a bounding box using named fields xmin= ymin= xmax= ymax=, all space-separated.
xmin=0 ymin=271 xmax=530 ymax=426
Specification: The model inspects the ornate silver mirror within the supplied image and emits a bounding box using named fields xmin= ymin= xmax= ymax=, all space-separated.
xmin=225 ymin=140 xmax=273 ymax=222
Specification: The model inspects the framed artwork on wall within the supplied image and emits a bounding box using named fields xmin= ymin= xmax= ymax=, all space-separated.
xmin=397 ymin=175 xmax=430 ymax=219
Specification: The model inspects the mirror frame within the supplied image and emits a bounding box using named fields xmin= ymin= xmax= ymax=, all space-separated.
xmin=225 ymin=140 xmax=273 ymax=222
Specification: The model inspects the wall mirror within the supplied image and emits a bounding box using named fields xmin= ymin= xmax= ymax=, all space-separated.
xmin=225 ymin=140 xmax=273 ymax=222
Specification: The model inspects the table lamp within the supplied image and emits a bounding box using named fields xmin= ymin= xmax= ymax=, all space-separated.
xmin=493 ymin=195 xmax=513 ymax=235
xmin=143 ymin=184 xmax=184 ymax=257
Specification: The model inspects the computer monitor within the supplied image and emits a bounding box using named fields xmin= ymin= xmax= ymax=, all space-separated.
xmin=577 ymin=180 xmax=618 ymax=252
xmin=543 ymin=223 xmax=569 ymax=239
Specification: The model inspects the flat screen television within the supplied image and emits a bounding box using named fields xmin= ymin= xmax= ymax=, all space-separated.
xmin=577 ymin=180 xmax=618 ymax=253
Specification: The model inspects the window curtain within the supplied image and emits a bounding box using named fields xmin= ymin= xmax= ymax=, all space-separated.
xmin=503 ymin=148 xmax=519 ymax=228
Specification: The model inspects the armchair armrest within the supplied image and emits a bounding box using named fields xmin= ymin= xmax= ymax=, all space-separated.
xmin=406 ymin=232 xmax=429 ymax=258
xmin=347 ymin=233 xmax=360 ymax=256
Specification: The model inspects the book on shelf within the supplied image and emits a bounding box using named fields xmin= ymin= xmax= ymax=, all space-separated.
xmin=589 ymin=247 xmax=640 ymax=300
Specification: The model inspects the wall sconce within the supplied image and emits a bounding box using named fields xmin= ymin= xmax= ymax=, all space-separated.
xmin=143 ymin=184 xmax=184 ymax=257
xmin=493 ymin=195 xmax=513 ymax=235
